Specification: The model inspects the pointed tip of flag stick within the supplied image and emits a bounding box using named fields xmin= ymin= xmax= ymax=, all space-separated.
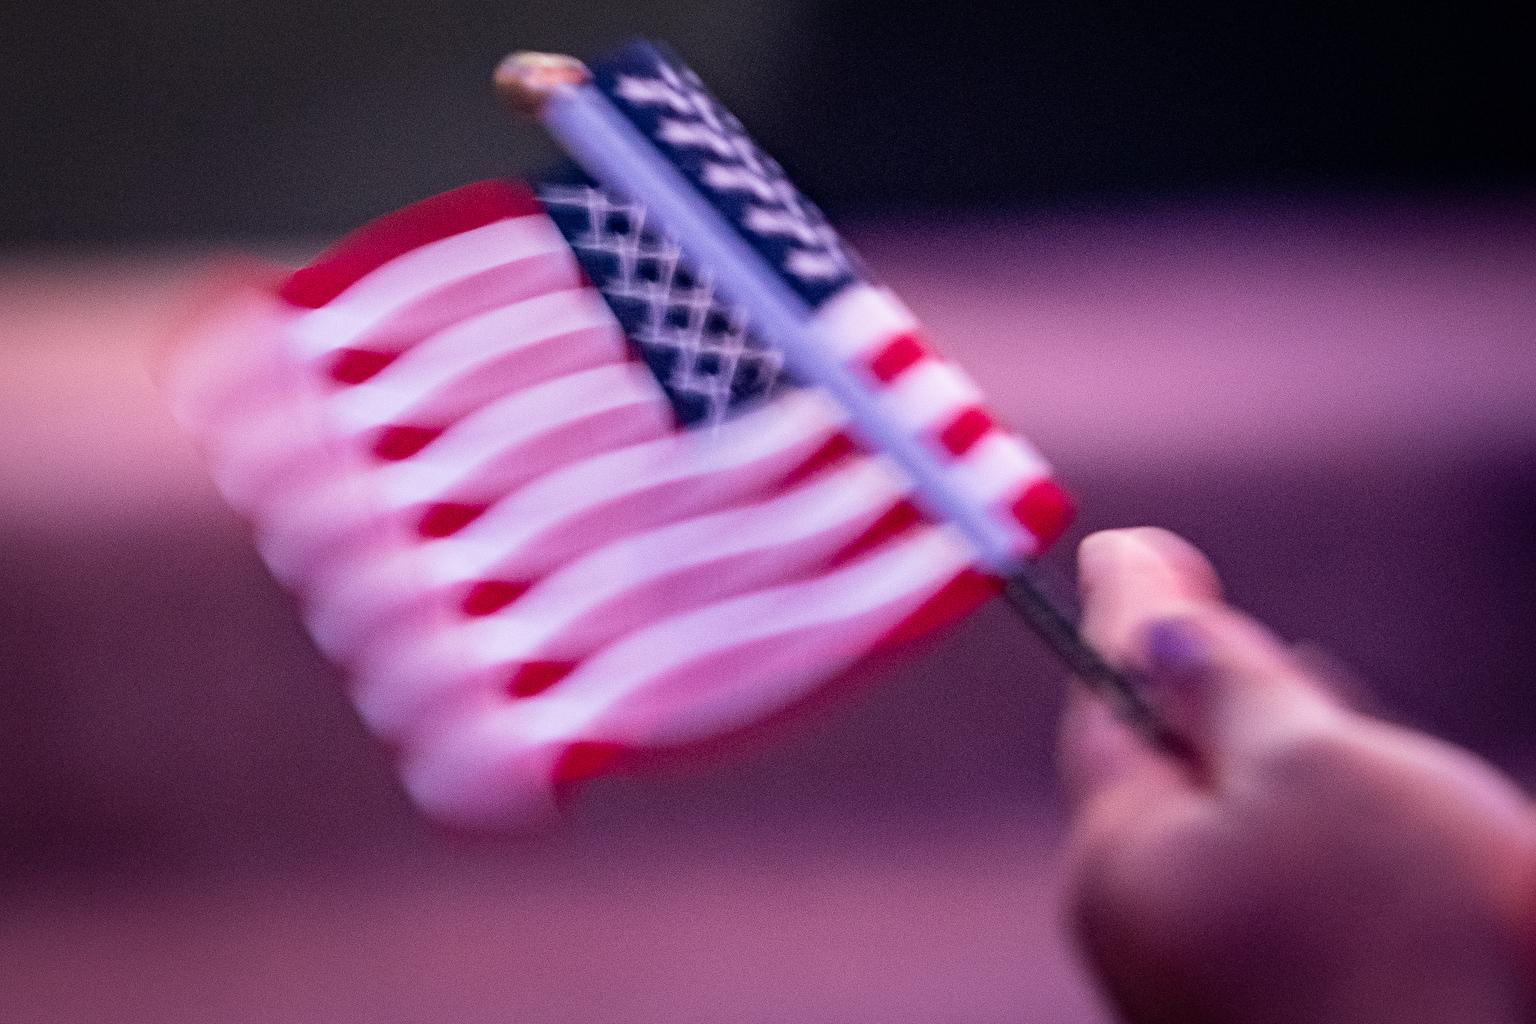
xmin=495 ymin=51 xmax=591 ymax=116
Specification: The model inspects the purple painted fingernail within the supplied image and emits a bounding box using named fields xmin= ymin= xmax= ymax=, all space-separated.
xmin=1142 ymin=618 xmax=1211 ymax=682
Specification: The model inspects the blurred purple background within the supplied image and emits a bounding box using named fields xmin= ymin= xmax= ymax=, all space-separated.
xmin=2 ymin=2 xmax=1533 ymax=1020
xmin=3 ymin=197 xmax=1533 ymax=1022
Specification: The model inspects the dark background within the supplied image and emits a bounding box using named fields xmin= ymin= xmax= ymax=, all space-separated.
xmin=2 ymin=1 xmax=1529 ymax=244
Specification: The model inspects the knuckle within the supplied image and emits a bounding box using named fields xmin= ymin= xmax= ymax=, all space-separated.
xmin=1250 ymin=717 xmax=1357 ymax=785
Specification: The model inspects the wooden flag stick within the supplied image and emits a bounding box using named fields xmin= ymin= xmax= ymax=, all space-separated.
xmin=495 ymin=51 xmax=590 ymax=113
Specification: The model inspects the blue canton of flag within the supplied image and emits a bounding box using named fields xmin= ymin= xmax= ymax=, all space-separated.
xmin=536 ymin=173 xmax=792 ymax=426
xmin=587 ymin=40 xmax=868 ymax=310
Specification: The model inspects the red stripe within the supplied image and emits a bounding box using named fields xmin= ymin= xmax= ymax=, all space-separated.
xmin=1009 ymin=478 xmax=1076 ymax=551
xmin=551 ymin=740 xmax=628 ymax=784
xmin=873 ymin=569 xmax=999 ymax=650
xmin=778 ymin=431 xmax=858 ymax=487
xmin=507 ymin=660 xmax=577 ymax=698
xmin=372 ymin=424 xmax=443 ymax=461
xmin=866 ymin=332 xmax=926 ymax=382
xmin=460 ymin=579 xmax=532 ymax=617
xmin=415 ymin=502 xmax=486 ymax=538
xmin=938 ymin=408 xmax=993 ymax=455
xmin=279 ymin=180 xmax=542 ymax=309
xmin=541 ymin=564 xmax=998 ymax=804
xmin=824 ymin=500 xmax=922 ymax=568
xmin=328 ymin=347 xmax=397 ymax=385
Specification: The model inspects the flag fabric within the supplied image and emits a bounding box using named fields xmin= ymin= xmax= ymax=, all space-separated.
xmin=543 ymin=41 xmax=1076 ymax=571
xmin=168 ymin=71 xmax=1072 ymax=829
xmin=587 ymin=41 xmax=866 ymax=308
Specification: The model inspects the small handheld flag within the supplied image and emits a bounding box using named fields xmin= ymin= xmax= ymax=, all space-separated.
xmin=167 ymin=41 xmax=1167 ymax=829
xmin=501 ymin=43 xmax=1168 ymax=737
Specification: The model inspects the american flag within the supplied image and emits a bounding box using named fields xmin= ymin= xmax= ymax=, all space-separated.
xmin=167 ymin=49 xmax=1073 ymax=828
xmin=541 ymin=40 xmax=1072 ymax=571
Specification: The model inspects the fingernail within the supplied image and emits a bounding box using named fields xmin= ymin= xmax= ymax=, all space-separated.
xmin=1142 ymin=617 xmax=1211 ymax=683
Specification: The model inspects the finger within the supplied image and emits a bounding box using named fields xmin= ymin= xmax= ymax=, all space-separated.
xmin=1289 ymin=640 xmax=1379 ymax=714
xmin=1075 ymin=527 xmax=1228 ymax=762
xmin=1142 ymin=612 xmax=1347 ymax=780
xmin=1077 ymin=528 xmax=1346 ymax=782
xmin=1077 ymin=527 xmax=1223 ymax=666
xmin=1058 ymin=683 xmax=1193 ymax=813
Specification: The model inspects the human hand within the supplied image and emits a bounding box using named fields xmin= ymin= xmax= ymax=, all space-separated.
xmin=1059 ymin=528 xmax=1535 ymax=1024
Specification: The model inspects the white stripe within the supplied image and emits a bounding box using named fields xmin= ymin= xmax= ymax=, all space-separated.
xmin=300 ymin=533 xmax=434 ymax=660
xmin=325 ymin=289 xmax=624 ymax=433
xmin=373 ymin=362 xmax=671 ymax=506
xmin=204 ymin=388 xmax=342 ymax=513
xmin=349 ymin=456 xmax=912 ymax=739
xmin=878 ymin=358 xmax=983 ymax=432
xmin=250 ymin=364 xmax=674 ymax=583
xmin=286 ymin=215 xmax=577 ymax=358
xmin=300 ymin=390 xmax=846 ymax=657
xmin=950 ymin=432 xmax=1052 ymax=505
xmin=542 ymin=524 xmax=972 ymax=739
xmin=471 ymin=456 xmax=909 ymax=660
xmin=253 ymin=469 xmax=381 ymax=587
xmin=813 ymin=283 xmax=919 ymax=362
xmin=431 ymin=388 xmax=847 ymax=584
xmin=396 ymin=525 xmax=973 ymax=827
